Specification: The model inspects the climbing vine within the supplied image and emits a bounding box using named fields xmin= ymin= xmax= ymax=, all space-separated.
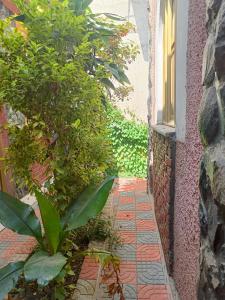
xmin=107 ymin=105 xmax=148 ymax=178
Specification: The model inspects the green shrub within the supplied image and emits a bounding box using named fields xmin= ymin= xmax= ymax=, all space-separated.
xmin=107 ymin=105 xmax=148 ymax=178
xmin=0 ymin=0 xmax=138 ymax=211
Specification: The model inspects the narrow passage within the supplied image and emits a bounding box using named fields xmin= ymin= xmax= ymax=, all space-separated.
xmin=76 ymin=178 xmax=172 ymax=300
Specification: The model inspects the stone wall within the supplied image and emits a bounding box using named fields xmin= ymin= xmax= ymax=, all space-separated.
xmin=198 ymin=0 xmax=225 ymax=298
xmin=151 ymin=126 xmax=176 ymax=274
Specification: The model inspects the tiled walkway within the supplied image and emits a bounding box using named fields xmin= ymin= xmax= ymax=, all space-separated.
xmin=75 ymin=178 xmax=172 ymax=299
xmin=0 ymin=178 xmax=172 ymax=299
xmin=0 ymin=204 xmax=38 ymax=268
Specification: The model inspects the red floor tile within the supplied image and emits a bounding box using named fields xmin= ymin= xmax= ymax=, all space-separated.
xmin=79 ymin=257 xmax=100 ymax=280
xmin=136 ymin=220 xmax=157 ymax=231
xmin=138 ymin=285 xmax=169 ymax=299
xmin=137 ymin=244 xmax=161 ymax=261
xmin=120 ymin=197 xmax=135 ymax=205
xmin=136 ymin=202 xmax=153 ymax=211
xmin=118 ymin=261 xmax=137 ymax=284
xmin=120 ymin=231 xmax=136 ymax=243
xmin=116 ymin=211 xmax=135 ymax=220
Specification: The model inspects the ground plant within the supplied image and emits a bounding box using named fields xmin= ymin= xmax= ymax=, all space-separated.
xmin=0 ymin=177 xmax=116 ymax=299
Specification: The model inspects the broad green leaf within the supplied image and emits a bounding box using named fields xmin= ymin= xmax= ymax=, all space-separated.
xmin=117 ymin=68 xmax=130 ymax=84
xmin=0 ymin=191 xmax=42 ymax=242
xmin=100 ymin=78 xmax=116 ymax=90
xmin=62 ymin=176 xmax=115 ymax=231
xmin=69 ymin=0 xmax=93 ymax=15
xmin=94 ymin=13 xmax=125 ymax=21
xmin=0 ymin=261 xmax=24 ymax=300
xmin=103 ymin=13 xmax=125 ymax=21
xmin=24 ymin=251 xmax=67 ymax=286
xmin=35 ymin=190 xmax=62 ymax=254
xmin=105 ymin=63 xmax=130 ymax=85
xmin=13 ymin=14 xmax=26 ymax=22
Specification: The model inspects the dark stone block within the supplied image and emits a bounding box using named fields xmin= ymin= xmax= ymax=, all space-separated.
xmin=200 ymin=198 xmax=208 ymax=237
xmin=198 ymin=87 xmax=220 ymax=146
xmin=204 ymin=141 xmax=225 ymax=207
xmin=207 ymin=0 xmax=222 ymax=29
xmin=202 ymin=34 xmax=215 ymax=86
xmin=215 ymin=2 xmax=225 ymax=80
xmin=199 ymin=1 xmax=225 ymax=299
xmin=218 ymin=83 xmax=225 ymax=109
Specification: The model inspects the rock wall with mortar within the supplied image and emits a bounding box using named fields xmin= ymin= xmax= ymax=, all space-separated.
xmin=198 ymin=0 xmax=225 ymax=298
xmin=151 ymin=128 xmax=175 ymax=274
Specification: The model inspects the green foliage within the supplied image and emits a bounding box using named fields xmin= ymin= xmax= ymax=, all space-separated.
xmin=0 ymin=262 xmax=25 ymax=300
xmin=0 ymin=191 xmax=42 ymax=243
xmin=62 ymin=176 xmax=115 ymax=230
xmin=24 ymin=251 xmax=67 ymax=286
xmin=73 ymin=214 xmax=122 ymax=250
xmin=0 ymin=176 xmax=115 ymax=299
xmin=107 ymin=105 xmax=148 ymax=178
xmin=0 ymin=0 xmax=137 ymax=210
xmin=35 ymin=190 xmax=62 ymax=255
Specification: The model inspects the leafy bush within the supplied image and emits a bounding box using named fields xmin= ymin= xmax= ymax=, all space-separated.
xmin=0 ymin=0 xmax=137 ymax=210
xmin=73 ymin=214 xmax=122 ymax=251
xmin=0 ymin=177 xmax=115 ymax=299
xmin=107 ymin=105 xmax=148 ymax=178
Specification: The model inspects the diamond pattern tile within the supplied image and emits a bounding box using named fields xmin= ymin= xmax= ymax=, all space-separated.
xmin=114 ymin=284 xmax=137 ymax=300
xmin=136 ymin=220 xmax=157 ymax=231
xmin=74 ymin=279 xmax=96 ymax=296
xmin=116 ymin=244 xmax=136 ymax=261
xmin=137 ymin=232 xmax=159 ymax=244
xmin=137 ymin=244 xmax=161 ymax=261
xmin=138 ymin=285 xmax=170 ymax=299
xmin=117 ymin=220 xmax=136 ymax=231
xmin=137 ymin=262 xmax=167 ymax=284
xmin=136 ymin=196 xmax=150 ymax=203
xmin=120 ymin=191 xmax=134 ymax=197
xmin=120 ymin=231 xmax=136 ymax=244
xmin=136 ymin=211 xmax=154 ymax=219
xmin=119 ymin=203 xmax=135 ymax=211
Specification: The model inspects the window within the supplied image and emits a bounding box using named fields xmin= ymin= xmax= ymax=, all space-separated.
xmin=163 ymin=0 xmax=176 ymax=126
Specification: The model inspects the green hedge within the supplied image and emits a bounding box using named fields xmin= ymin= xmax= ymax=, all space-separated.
xmin=107 ymin=105 xmax=148 ymax=178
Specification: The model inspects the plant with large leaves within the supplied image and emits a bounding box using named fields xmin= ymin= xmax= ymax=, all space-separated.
xmin=0 ymin=0 xmax=138 ymax=212
xmin=0 ymin=176 xmax=115 ymax=300
xmin=13 ymin=0 xmax=136 ymax=93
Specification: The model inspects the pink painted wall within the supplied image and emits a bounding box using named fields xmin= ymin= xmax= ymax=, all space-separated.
xmin=173 ymin=0 xmax=206 ymax=299
xmin=0 ymin=107 xmax=15 ymax=195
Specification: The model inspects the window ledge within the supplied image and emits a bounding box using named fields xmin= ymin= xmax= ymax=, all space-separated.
xmin=151 ymin=124 xmax=176 ymax=138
